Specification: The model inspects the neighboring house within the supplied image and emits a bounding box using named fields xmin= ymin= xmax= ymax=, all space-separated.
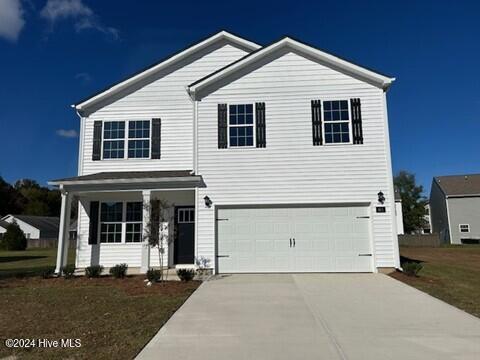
xmin=50 ymin=31 xmax=399 ymax=275
xmin=430 ymin=174 xmax=480 ymax=244
xmin=0 ymin=220 xmax=9 ymax=239
xmin=1 ymin=215 xmax=59 ymax=241
xmin=394 ymin=188 xmax=404 ymax=235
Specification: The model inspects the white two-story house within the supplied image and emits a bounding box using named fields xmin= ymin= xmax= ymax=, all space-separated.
xmin=51 ymin=31 xmax=399 ymax=275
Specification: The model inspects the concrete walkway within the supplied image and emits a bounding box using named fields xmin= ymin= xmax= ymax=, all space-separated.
xmin=137 ymin=274 xmax=480 ymax=360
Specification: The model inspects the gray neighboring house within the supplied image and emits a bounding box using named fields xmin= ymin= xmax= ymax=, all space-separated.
xmin=430 ymin=174 xmax=480 ymax=244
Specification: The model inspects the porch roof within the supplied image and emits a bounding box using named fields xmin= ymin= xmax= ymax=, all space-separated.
xmin=48 ymin=171 xmax=203 ymax=192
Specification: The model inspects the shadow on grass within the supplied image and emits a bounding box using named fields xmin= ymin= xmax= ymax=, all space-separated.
xmin=0 ymin=266 xmax=54 ymax=280
xmin=400 ymin=255 xmax=424 ymax=265
xmin=0 ymin=256 xmax=47 ymax=263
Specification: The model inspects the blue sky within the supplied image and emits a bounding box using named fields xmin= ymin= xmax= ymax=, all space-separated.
xmin=0 ymin=0 xmax=479 ymax=195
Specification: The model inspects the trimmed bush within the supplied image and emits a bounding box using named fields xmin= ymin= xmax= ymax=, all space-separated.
xmin=42 ymin=266 xmax=55 ymax=279
xmin=109 ymin=263 xmax=128 ymax=279
xmin=403 ymin=262 xmax=423 ymax=277
xmin=146 ymin=268 xmax=161 ymax=282
xmin=85 ymin=265 xmax=104 ymax=278
xmin=176 ymin=268 xmax=195 ymax=282
xmin=0 ymin=221 xmax=27 ymax=251
xmin=62 ymin=264 xmax=76 ymax=279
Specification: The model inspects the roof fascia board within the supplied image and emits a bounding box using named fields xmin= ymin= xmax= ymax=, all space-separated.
xmin=48 ymin=175 xmax=203 ymax=186
xmin=188 ymin=37 xmax=395 ymax=97
xmin=74 ymin=31 xmax=260 ymax=110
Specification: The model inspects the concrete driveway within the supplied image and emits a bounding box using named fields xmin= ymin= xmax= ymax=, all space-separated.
xmin=137 ymin=274 xmax=480 ymax=360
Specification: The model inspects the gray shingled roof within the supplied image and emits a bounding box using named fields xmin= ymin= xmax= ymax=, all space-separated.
xmin=12 ymin=215 xmax=60 ymax=238
xmin=435 ymin=174 xmax=480 ymax=196
xmin=0 ymin=220 xmax=9 ymax=229
xmin=51 ymin=170 xmax=194 ymax=183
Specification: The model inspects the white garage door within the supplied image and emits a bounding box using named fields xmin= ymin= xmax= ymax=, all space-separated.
xmin=217 ymin=205 xmax=373 ymax=273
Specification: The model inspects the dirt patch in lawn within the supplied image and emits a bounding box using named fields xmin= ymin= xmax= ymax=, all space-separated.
xmin=0 ymin=276 xmax=200 ymax=359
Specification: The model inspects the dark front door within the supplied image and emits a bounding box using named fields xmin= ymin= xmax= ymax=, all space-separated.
xmin=174 ymin=207 xmax=195 ymax=264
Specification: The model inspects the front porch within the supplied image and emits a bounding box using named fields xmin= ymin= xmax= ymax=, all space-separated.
xmin=49 ymin=171 xmax=203 ymax=274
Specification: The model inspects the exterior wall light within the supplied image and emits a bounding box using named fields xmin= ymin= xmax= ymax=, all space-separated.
xmin=377 ymin=191 xmax=385 ymax=204
xmin=204 ymin=196 xmax=212 ymax=208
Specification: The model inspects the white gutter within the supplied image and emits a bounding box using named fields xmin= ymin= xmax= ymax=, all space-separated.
xmin=48 ymin=176 xmax=203 ymax=187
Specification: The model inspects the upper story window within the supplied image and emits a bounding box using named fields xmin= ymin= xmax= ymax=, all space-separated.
xmin=102 ymin=120 xmax=150 ymax=159
xmin=103 ymin=122 xmax=125 ymax=159
xmin=229 ymin=104 xmax=254 ymax=147
xmin=323 ymin=100 xmax=351 ymax=144
xmin=128 ymin=121 xmax=150 ymax=158
xmin=459 ymin=224 xmax=470 ymax=233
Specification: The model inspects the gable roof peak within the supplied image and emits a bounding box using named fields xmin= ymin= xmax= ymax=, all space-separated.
xmin=188 ymin=36 xmax=395 ymax=99
xmin=73 ymin=30 xmax=260 ymax=112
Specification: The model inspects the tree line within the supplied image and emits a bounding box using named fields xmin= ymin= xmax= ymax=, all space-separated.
xmin=0 ymin=177 xmax=61 ymax=217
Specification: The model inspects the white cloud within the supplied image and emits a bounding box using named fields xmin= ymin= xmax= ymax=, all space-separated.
xmin=0 ymin=0 xmax=25 ymax=42
xmin=56 ymin=129 xmax=78 ymax=138
xmin=75 ymin=72 xmax=92 ymax=84
xmin=40 ymin=0 xmax=118 ymax=39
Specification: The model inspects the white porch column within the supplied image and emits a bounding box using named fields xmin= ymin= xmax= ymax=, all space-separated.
xmin=140 ymin=190 xmax=151 ymax=273
xmin=55 ymin=190 xmax=72 ymax=274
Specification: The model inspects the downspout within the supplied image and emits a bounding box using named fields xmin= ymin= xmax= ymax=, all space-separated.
xmin=72 ymin=105 xmax=85 ymax=177
xmin=382 ymin=91 xmax=401 ymax=269
xmin=72 ymin=105 xmax=84 ymax=270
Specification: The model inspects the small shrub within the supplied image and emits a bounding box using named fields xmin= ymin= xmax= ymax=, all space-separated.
xmin=0 ymin=221 xmax=27 ymax=251
xmin=177 ymin=268 xmax=195 ymax=282
xmin=146 ymin=268 xmax=161 ymax=282
xmin=62 ymin=264 xmax=76 ymax=279
xmin=85 ymin=265 xmax=104 ymax=278
xmin=402 ymin=262 xmax=423 ymax=277
xmin=109 ymin=263 xmax=128 ymax=279
xmin=42 ymin=266 xmax=55 ymax=279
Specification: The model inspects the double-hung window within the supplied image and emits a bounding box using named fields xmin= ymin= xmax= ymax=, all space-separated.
xmin=459 ymin=224 xmax=470 ymax=233
xmin=99 ymin=201 xmax=144 ymax=243
xmin=103 ymin=122 xmax=125 ymax=159
xmin=100 ymin=202 xmax=123 ymax=243
xmin=126 ymin=202 xmax=143 ymax=242
xmin=102 ymin=120 xmax=150 ymax=159
xmin=128 ymin=121 xmax=150 ymax=158
xmin=229 ymin=104 xmax=254 ymax=147
xmin=323 ymin=100 xmax=351 ymax=144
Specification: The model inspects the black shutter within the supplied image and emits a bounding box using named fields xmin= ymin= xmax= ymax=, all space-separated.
xmin=255 ymin=102 xmax=266 ymax=148
xmin=311 ymin=100 xmax=322 ymax=145
xmin=92 ymin=121 xmax=103 ymax=160
xmin=218 ymin=104 xmax=228 ymax=149
xmin=351 ymin=98 xmax=363 ymax=144
xmin=151 ymin=118 xmax=161 ymax=159
xmin=88 ymin=201 xmax=99 ymax=245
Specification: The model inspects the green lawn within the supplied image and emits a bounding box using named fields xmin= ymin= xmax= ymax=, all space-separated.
xmin=391 ymin=245 xmax=480 ymax=318
xmin=0 ymin=248 xmax=75 ymax=279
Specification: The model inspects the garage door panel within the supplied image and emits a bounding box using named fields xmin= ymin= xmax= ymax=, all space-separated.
xmin=217 ymin=205 xmax=372 ymax=273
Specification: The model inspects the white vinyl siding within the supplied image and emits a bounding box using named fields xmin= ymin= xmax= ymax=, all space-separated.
xmin=80 ymin=43 xmax=249 ymax=175
xmin=195 ymin=50 xmax=397 ymax=270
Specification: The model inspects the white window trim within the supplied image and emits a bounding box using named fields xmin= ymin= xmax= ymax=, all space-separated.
xmin=321 ymin=99 xmax=353 ymax=146
xmin=101 ymin=120 xmax=152 ymax=160
xmin=227 ymin=103 xmax=256 ymax=148
xmin=459 ymin=224 xmax=470 ymax=233
xmin=98 ymin=201 xmax=143 ymax=245
xmin=101 ymin=121 xmax=126 ymax=160
xmin=125 ymin=202 xmax=143 ymax=243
